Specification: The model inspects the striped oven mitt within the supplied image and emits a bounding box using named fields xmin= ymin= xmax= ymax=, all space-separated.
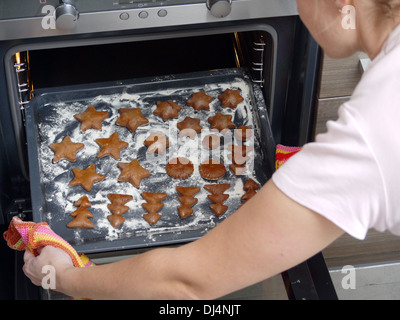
xmin=275 ymin=144 xmax=302 ymax=170
xmin=3 ymin=216 xmax=92 ymax=268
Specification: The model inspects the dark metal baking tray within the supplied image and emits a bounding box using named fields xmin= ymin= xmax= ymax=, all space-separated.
xmin=25 ymin=68 xmax=275 ymax=253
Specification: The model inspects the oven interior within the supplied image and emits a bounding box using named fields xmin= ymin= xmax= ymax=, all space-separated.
xmin=10 ymin=29 xmax=275 ymax=182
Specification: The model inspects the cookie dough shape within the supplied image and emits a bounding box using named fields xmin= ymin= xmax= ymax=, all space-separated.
xmin=187 ymin=91 xmax=213 ymax=111
xmin=144 ymin=132 xmax=170 ymax=154
xmin=204 ymin=184 xmax=230 ymax=216
xmin=49 ymin=136 xmax=84 ymax=163
xmin=95 ymin=132 xmax=129 ymax=160
xmin=199 ymin=159 xmax=226 ymax=180
xmin=208 ymin=112 xmax=236 ymax=132
xmin=166 ymin=157 xmax=194 ymax=179
xmin=176 ymin=186 xmax=201 ymax=219
xmin=116 ymin=108 xmax=149 ymax=132
xmin=177 ymin=117 xmax=202 ymax=139
xmin=218 ymin=89 xmax=244 ymax=109
xmin=74 ymin=105 xmax=109 ymax=132
xmin=241 ymin=179 xmax=260 ymax=203
xmin=117 ymin=159 xmax=150 ymax=188
xmin=142 ymin=192 xmax=168 ymax=225
xmin=107 ymin=194 xmax=133 ymax=228
xmin=67 ymin=196 xmax=94 ymax=229
xmin=69 ymin=164 xmax=105 ymax=191
xmin=154 ymin=100 xmax=182 ymax=121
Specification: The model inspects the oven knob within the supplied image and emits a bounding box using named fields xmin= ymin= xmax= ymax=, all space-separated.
xmin=206 ymin=0 xmax=232 ymax=18
xmin=55 ymin=3 xmax=79 ymax=30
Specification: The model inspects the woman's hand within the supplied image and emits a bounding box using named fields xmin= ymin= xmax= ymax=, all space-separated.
xmin=23 ymin=246 xmax=74 ymax=288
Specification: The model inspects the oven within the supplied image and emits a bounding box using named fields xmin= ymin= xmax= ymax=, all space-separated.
xmin=0 ymin=0 xmax=336 ymax=300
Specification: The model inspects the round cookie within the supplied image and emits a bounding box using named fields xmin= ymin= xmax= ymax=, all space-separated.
xmin=199 ymin=159 xmax=226 ymax=180
xmin=166 ymin=157 xmax=194 ymax=179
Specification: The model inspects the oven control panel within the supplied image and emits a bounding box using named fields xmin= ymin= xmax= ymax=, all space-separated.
xmin=0 ymin=0 xmax=298 ymax=41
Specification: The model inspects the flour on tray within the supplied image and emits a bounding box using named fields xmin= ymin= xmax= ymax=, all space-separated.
xmin=34 ymin=70 xmax=269 ymax=248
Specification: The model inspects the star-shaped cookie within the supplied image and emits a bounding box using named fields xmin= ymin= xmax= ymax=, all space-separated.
xmin=153 ymin=100 xmax=182 ymax=121
xmin=116 ymin=108 xmax=149 ymax=132
xmin=187 ymin=91 xmax=213 ymax=111
xmin=177 ymin=117 xmax=202 ymax=139
xmin=117 ymin=159 xmax=151 ymax=188
xmin=207 ymin=112 xmax=236 ymax=132
xmin=49 ymin=136 xmax=84 ymax=163
xmin=69 ymin=164 xmax=106 ymax=191
xmin=218 ymin=89 xmax=244 ymax=109
xmin=95 ymin=132 xmax=129 ymax=160
xmin=74 ymin=105 xmax=109 ymax=131
xmin=144 ymin=132 xmax=170 ymax=154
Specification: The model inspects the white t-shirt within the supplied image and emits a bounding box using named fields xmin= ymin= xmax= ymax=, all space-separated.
xmin=272 ymin=24 xmax=400 ymax=240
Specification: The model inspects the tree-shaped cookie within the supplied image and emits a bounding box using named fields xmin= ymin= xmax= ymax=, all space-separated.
xmin=176 ymin=186 xmax=201 ymax=219
xmin=204 ymin=184 xmax=230 ymax=216
xmin=141 ymin=192 xmax=167 ymax=225
xmin=107 ymin=194 xmax=133 ymax=228
xmin=67 ymin=196 xmax=94 ymax=229
xmin=241 ymin=179 xmax=260 ymax=204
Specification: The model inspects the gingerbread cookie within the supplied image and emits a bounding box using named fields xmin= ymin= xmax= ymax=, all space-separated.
xmin=116 ymin=108 xmax=149 ymax=132
xmin=69 ymin=164 xmax=105 ymax=191
xmin=177 ymin=117 xmax=202 ymax=139
xmin=166 ymin=157 xmax=194 ymax=179
xmin=107 ymin=194 xmax=133 ymax=228
xmin=208 ymin=112 xmax=236 ymax=132
xmin=187 ymin=91 xmax=213 ymax=111
xmin=117 ymin=159 xmax=150 ymax=188
xmin=153 ymin=100 xmax=182 ymax=121
xmin=67 ymin=196 xmax=94 ymax=229
xmin=95 ymin=132 xmax=129 ymax=160
xmin=74 ymin=195 xmax=91 ymax=208
xmin=74 ymin=105 xmax=109 ymax=132
xmin=204 ymin=184 xmax=230 ymax=216
xmin=144 ymin=132 xmax=170 ymax=154
xmin=241 ymin=179 xmax=260 ymax=203
xmin=49 ymin=136 xmax=84 ymax=163
xmin=176 ymin=186 xmax=200 ymax=219
xmin=218 ymin=89 xmax=244 ymax=109
xmin=142 ymin=192 xmax=168 ymax=225
xmin=199 ymin=159 xmax=226 ymax=180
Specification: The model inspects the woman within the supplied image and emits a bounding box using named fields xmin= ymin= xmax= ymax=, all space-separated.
xmin=23 ymin=0 xmax=400 ymax=299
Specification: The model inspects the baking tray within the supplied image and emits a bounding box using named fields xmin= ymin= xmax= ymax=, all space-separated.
xmin=25 ymin=68 xmax=275 ymax=253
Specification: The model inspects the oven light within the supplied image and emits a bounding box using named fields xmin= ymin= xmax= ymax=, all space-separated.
xmin=15 ymin=52 xmax=21 ymax=66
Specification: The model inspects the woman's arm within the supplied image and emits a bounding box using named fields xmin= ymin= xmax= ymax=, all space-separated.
xmin=23 ymin=180 xmax=344 ymax=299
